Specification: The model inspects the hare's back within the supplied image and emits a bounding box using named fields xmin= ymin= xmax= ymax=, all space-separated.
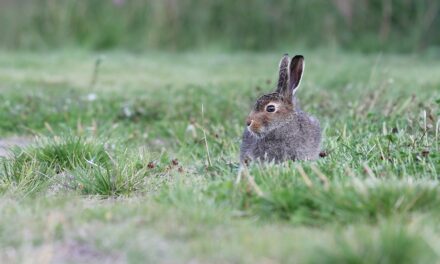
xmin=286 ymin=111 xmax=321 ymax=160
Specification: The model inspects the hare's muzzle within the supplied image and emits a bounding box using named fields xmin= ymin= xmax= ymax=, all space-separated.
xmin=246 ymin=118 xmax=263 ymax=135
xmin=246 ymin=119 xmax=252 ymax=126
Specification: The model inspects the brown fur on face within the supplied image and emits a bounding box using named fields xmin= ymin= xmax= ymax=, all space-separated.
xmin=246 ymin=92 xmax=295 ymax=136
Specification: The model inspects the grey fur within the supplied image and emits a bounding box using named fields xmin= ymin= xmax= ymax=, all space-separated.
xmin=240 ymin=54 xmax=321 ymax=164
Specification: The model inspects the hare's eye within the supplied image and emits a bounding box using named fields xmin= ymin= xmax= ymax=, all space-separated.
xmin=266 ymin=105 xmax=276 ymax=113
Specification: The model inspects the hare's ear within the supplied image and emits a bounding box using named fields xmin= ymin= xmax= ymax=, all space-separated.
xmin=275 ymin=54 xmax=290 ymax=94
xmin=288 ymin=55 xmax=305 ymax=98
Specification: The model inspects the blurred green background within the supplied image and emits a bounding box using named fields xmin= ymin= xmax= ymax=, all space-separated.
xmin=1 ymin=0 xmax=439 ymax=53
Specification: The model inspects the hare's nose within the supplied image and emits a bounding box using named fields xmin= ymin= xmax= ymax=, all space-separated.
xmin=246 ymin=119 xmax=252 ymax=126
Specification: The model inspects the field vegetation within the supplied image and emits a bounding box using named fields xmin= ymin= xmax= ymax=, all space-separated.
xmin=0 ymin=50 xmax=439 ymax=263
xmin=1 ymin=0 xmax=440 ymax=262
xmin=1 ymin=0 xmax=439 ymax=52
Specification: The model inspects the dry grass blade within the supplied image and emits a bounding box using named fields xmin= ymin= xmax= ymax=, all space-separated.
xmin=296 ymin=164 xmax=313 ymax=188
xmin=310 ymin=164 xmax=330 ymax=190
xmin=363 ymin=162 xmax=376 ymax=178
xmin=436 ymin=118 xmax=439 ymax=151
xmin=237 ymin=166 xmax=264 ymax=197
xmin=201 ymin=104 xmax=212 ymax=167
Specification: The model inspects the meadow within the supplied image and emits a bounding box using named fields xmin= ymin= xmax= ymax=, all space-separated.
xmin=0 ymin=49 xmax=439 ymax=263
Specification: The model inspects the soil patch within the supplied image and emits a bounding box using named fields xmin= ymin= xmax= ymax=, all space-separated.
xmin=0 ymin=136 xmax=33 ymax=157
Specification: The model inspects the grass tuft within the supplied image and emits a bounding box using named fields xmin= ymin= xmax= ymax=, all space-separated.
xmin=310 ymin=224 xmax=437 ymax=264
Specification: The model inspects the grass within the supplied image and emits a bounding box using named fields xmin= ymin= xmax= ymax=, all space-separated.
xmin=1 ymin=1 xmax=439 ymax=52
xmin=0 ymin=49 xmax=439 ymax=263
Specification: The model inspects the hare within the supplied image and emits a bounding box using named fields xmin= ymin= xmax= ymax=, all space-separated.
xmin=240 ymin=54 xmax=321 ymax=164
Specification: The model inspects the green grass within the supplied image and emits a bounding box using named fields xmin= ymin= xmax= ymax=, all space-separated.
xmin=1 ymin=1 xmax=439 ymax=52
xmin=0 ymin=50 xmax=439 ymax=263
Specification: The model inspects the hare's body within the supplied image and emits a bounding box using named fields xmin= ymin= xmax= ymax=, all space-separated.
xmin=241 ymin=110 xmax=321 ymax=163
xmin=240 ymin=54 xmax=321 ymax=164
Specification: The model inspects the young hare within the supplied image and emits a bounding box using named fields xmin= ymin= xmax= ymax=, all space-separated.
xmin=240 ymin=54 xmax=321 ymax=164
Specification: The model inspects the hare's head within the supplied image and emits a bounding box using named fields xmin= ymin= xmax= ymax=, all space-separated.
xmin=246 ymin=54 xmax=305 ymax=137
